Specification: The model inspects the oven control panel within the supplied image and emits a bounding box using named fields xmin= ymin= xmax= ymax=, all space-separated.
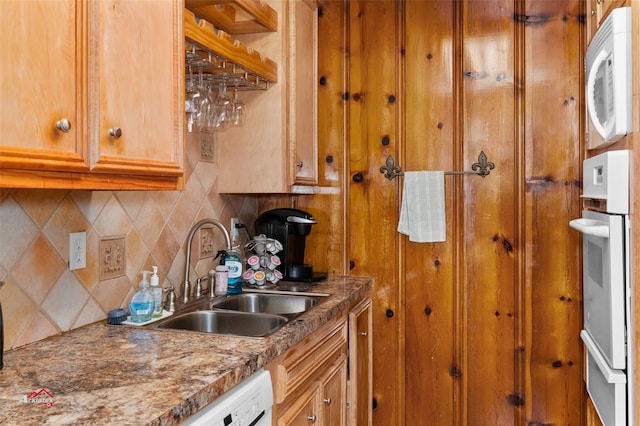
xmin=582 ymin=150 xmax=629 ymax=214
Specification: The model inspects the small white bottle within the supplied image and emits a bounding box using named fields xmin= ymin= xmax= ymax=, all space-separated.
xmin=149 ymin=266 xmax=163 ymax=318
xmin=214 ymin=264 xmax=229 ymax=296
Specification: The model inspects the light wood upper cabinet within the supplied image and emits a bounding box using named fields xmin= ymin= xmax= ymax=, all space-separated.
xmin=288 ymin=0 xmax=318 ymax=186
xmin=215 ymin=0 xmax=318 ymax=193
xmin=1 ymin=0 xmax=88 ymax=173
xmin=0 ymin=0 xmax=184 ymax=190
xmin=90 ymin=0 xmax=183 ymax=178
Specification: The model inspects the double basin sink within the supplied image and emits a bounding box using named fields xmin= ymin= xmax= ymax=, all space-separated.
xmin=148 ymin=291 xmax=329 ymax=337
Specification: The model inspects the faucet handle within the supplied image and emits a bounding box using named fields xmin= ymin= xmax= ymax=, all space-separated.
xmin=194 ymin=277 xmax=203 ymax=298
xmin=164 ymin=286 xmax=177 ymax=312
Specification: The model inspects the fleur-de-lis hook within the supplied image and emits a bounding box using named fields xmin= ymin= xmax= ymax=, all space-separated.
xmin=471 ymin=151 xmax=495 ymax=178
xmin=380 ymin=155 xmax=403 ymax=180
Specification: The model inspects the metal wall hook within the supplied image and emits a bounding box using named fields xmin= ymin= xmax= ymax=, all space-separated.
xmin=380 ymin=151 xmax=495 ymax=180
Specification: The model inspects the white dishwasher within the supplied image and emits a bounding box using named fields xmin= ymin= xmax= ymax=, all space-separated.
xmin=181 ymin=369 xmax=273 ymax=426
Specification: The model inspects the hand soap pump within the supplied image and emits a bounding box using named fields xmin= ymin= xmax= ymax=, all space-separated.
xmin=129 ymin=271 xmax=155 ymax=323
xmin=149 ymin=266 xmax=163 ymax=318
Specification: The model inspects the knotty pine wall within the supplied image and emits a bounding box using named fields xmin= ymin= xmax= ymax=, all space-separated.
xmin=258 ymin=1 xmax=637 ymax=425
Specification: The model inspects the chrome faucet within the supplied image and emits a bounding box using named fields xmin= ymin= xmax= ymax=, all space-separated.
xmin=181 ymin=219 xmax=231 ymax=303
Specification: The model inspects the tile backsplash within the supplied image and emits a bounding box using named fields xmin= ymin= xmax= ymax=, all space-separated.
xmin=0 ymin=135 xmax=257 ymax=350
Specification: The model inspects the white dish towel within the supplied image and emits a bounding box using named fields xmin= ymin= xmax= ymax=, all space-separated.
xmin=397 ymin=171 xmax=446 ymax=242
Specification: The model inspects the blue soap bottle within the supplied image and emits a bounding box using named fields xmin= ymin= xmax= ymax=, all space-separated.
xmin=128 ymin=271 xmax=155 ymax=323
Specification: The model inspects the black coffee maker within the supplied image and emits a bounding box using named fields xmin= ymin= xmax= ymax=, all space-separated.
xmin=255 ymin=208 xmax=327 ymax=282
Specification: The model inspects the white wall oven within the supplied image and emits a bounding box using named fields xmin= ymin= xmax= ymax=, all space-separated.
xmin=570 ymin=150 xmax=633 ymax=426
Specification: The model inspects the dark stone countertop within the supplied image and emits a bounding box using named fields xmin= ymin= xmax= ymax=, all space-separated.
xmin=0 ymin=276 xmax=371 ymax=425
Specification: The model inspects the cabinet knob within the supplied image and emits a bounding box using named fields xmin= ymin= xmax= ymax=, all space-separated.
xmin=55 ymin=118 xmax=72 ymax=133
xmin=591 ymin=9 xmax=596 ymax=15
xmin=296 ymin=161 xmax=304 ymax=168
xmin=307 ymin=415 xmax=317 ymax=423
xmin=360 ymin=331 xmax=368 ymax=337
xmin=109 ymin=127 xmax=123 ymax=138
xmin=323 ymin=397 xmax=332 ymax=405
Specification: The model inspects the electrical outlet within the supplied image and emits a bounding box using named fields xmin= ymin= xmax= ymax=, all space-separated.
xmin=69 ymin=232 xmax=86 ymax=270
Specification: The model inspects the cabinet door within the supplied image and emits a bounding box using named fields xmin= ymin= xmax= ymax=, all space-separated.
xmin=348 ymin=298 xmax=372 ymax=426
xmin=320 ymin=356 xmax=347 ymax=426
xmin=288 ymin=0 xmax=318 ymax=185
xmin=0 ymin=0 xmax=88 ymax=172
xmin=277 ymin=385 xmax=320 ymax=426
xmin=90 ymin=0 xmax=183 ymax=177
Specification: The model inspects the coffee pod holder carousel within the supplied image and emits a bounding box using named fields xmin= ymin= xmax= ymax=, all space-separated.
xmin=243 ymin=234 xmax=283 ymax=289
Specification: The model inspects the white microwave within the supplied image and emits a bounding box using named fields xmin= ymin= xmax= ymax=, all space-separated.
xmin=585 ymin=7 xmax=632 ymax=150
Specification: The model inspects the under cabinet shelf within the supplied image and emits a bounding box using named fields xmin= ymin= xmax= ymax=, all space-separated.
xmin=185 ymin=0 xmax=278 ymax=34
xmin=184 ymin=9 xmax=278 ymax=86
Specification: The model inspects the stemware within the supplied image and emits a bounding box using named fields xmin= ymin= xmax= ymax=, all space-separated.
xmin=196 ymin=68 xmax=214 ymax=131
xmin=212 ymin=83 xmax=233 ymax=131
xmin=230 ymin=87 xmax=247 ymax=127
xmin=184 ymin=65 xmax=201 ymax=133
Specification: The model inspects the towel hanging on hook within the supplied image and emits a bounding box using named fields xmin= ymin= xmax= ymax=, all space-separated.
xmin=380 ymin=151 xmax=495 ymax=180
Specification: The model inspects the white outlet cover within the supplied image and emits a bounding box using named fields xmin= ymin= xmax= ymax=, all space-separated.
xmin=69 ymin=231 xmax=87 ymax=270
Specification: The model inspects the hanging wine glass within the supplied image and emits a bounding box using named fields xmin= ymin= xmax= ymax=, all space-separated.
xmin=212 ymin=82 xmax=233 ymax=131
xmin=185 ymin=64 xmax=201 ymax=133
xmin=230 ymin=86 xmax=247 ymax=127
xmin=196 ymin=68 xmax=213 ymax=131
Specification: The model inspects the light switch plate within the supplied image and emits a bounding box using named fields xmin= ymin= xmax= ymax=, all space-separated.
xmin=69 ymin=232 xmax=87 ymax=270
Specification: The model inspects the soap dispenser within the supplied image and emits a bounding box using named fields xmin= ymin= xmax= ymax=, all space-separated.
xmin=128 ymin=271 xmax=155 ymax=323
xmin=149 ymin=266 xmax=163 ymax=318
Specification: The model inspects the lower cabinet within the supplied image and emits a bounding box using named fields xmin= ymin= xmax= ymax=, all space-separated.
xmin=267 ymin=316 xmax=348 ymax=425
xmin=267 ymin=296 xmax=372 ymax=426
xmin=347 ymin=298 xmax=373 ymax=426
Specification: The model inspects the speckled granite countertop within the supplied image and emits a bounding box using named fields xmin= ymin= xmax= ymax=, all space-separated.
xmin=0 ymin=276 xmax=371 ymax=426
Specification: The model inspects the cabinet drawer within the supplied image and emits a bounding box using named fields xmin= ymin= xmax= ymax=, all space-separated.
xmin=274 ymin=317 xmax=347 ymax=404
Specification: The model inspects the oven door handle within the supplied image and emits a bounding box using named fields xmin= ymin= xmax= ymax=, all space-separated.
xmin=569 ymin=218 xmax=609 ymax=238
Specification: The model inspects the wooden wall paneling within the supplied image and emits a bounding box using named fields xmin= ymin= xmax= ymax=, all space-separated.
xmin=347 ymin=1 xmax=402 ymax=424
xmin=294 ymin=0 xmax=349 ymax=277
xmin=633 ymin=4 xmax=640 ymax=424
xmin=462 ymin=0 xmax=519 ymax=424
xmin=403 ymin=1 xmax=457 ymax=424
xmin=523 ymin=1 xmax=584 ymax=424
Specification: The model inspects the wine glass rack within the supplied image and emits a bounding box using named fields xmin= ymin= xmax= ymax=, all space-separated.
xmin=184 ymin=2 xmax=278 ymax=91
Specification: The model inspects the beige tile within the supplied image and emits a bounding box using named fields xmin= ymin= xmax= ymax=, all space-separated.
xmin=70 ymin=190 xmax=112 ymax=224
xmin=41 ymin=270 xmax=90 ymax=330
xmin=168 ymin=175 xmax=206 ymax=241
xmin=92 ymin=275 xmax=132 ymax=312
xmin=12 ymin=235 xmax=66 ymax=305
xmin=42 ymin=197 xmax=91 ymax=260
xmin=93 ymin=195 xmax=133 ymax=238
xmin=14 ymin=189 xmax=68 ymax=228
xmin=0 ymin=195 xmax=38 ymax=271
xmin=73 ymin=298 xmax=106 ymax=328
xmin=125 ymin=229 xmax=149 ymax=282
xmin=13 ymin=311 xmax=59 ymax=349
xmin=0 ymin=277 xmax=38 ymax=349
xmin=151 ymin=190 xmax=180 ymax=219
xmin=114 ymin=190 xmax=150 ymax=221
xmin=151 ymin=225 xmax=180 ymax=277
xmin=194 ymin=159 xmax=218 ymax=193
xmin=134 ymin=198 xmax=165 ymax=250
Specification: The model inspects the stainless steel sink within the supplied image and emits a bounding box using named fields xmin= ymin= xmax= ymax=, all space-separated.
xmin=153 ymin=310 xmax=287 ymax=337
xmin=210 ymin=293 xmax=322 ymax=315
